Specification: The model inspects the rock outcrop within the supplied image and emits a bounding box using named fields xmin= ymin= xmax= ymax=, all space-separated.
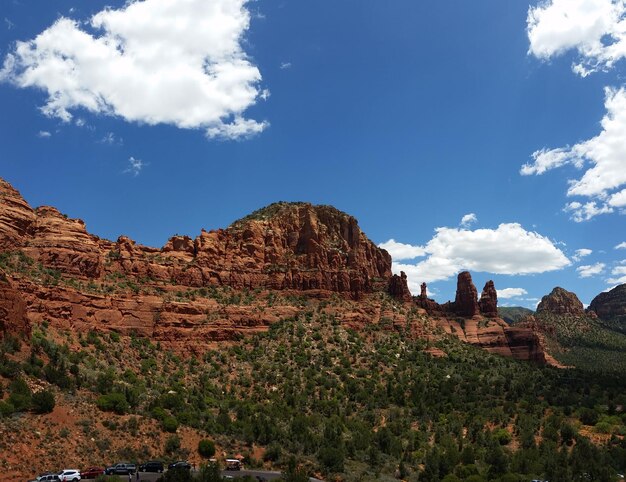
xmin=388 ymin=271 xmax=412 ymax=302
xmin=588 ymin=283 xmax=626 ymax=325
xmin=478 ymin=281 xmax=498 ymax=317
xmin=536 ymin=287 xmax=585 ymax=316
xmin=0 ymin=270 xmax=30 ymax=339
xmin=0 ymin=178 xmax=36 ymax=249
xmin=454 ymin=271 xmax=479 ymax=317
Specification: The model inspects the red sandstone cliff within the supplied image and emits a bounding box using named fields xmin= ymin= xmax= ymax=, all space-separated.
xmin=0 ymin=178 xmax=546 ymax=363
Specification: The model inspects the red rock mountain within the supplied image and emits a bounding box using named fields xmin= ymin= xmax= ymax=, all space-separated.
xmin=536 ymin=287 xmax=585 ymax=316
xmin=0 ymin=178 xmax=545 ymax=363
xmin=588 ymin=284 xmax=626 ymax=324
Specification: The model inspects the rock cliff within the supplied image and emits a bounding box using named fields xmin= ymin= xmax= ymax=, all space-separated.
xmin=0 ymin=178 xmax=546 ymax=363
xmin=588 ymin=284 xmax=626 ymax=325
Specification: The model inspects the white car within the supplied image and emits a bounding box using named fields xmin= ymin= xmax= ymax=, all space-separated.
xmin=58 ymin=470 xmax=81 ymax=482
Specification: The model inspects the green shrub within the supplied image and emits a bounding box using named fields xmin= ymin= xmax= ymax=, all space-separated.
xmin=96 ymin=392 xmax=129 ymax=414
xmin=165 ymin=435 xmax=181 ymax=454
xmin=162 ymin=415 xmax=179 ymax=433
xmin=197 ymin=439 xmax=216 ymax=458
xmin=8 ymin=378 xmax=31 ymax=412
xmin=0 ymin=400 xmax=15 ymax=417
xmin=32 ymin=390 xmax=55 ymax=413
xmin=493 ymin=428 xmax=512 ymax=445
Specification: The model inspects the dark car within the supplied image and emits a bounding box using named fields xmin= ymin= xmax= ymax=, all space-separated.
xmin=80 ymin=467 xmax=104 ymax=479
xmin=138 ymin=461 xmax=164 ymax=473
xmin=105 ymin=463 xmax=136 ymax=475
xmin=167 ymin=461 xmax=191 ymax=471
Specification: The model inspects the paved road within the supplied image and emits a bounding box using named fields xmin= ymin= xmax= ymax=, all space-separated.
xmin=84 ymin=469 xmax=321 ymax=481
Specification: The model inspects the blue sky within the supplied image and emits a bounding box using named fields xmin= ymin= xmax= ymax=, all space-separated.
xmin=1 ymin=0 xmax=626 ymax=308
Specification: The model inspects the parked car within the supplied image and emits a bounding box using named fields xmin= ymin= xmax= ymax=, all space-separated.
xmin=167 ymin=461 xmax=192 ymax=471
xmin=138 ymin=461 xmax=164 ymax=473
xmin=79 ymin=467 xmax=104 ymax=479
xmin=58 ymin=469 xmax=81 ymax=481
xmin=105 ymin=463 xmax=136 ymax=475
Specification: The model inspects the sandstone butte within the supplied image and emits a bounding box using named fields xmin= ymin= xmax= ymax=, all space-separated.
xmin=0 ymin=177 xmax=545 ymax=363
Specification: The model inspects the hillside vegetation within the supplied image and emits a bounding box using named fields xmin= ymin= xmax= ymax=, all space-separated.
xmin=1 ymin=293 xmax=625 ymax=481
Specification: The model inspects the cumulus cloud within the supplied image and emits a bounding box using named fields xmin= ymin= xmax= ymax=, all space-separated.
xmin=527 ymin=0 xmax=626 ymax=76
xmin=577 ymin=262 xmax=606 ymax=278
xmin=378 ymin=239 xmax=426 ymax=261
xmin=522 ymin=87 xmax=626 ymax=221
xmin=37 ymin=130 xmax=51 ymax=138
xmin=280 ymin=62 xmax=292 ymax=70
xmin=616 ymin=242 xmax=626 ymax=249
xmin=460 ymin=213 xmax=477 ymax=227
xmin=382 ymin=223 xmax=570 ymax=287
xmin=497 ymin=288 xmax=529 ymax=299
xmin=607 ymin=264 xmax=626 ymax=284
xmin=0 ymin=0 xmax=268 ymax=140
xmin=572 ymin=248 xmax=593 ymax=262
xmin=124 ymin=156 xmax=145 ymax=176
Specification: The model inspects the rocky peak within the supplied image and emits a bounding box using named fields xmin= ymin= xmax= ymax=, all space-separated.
xmin=588 ymin=284 xmax=626 ymax=324
xmin=454 ymin=271 xmax=479 ymax=317
xmin=536 ymin=287 xmax=585 ymax=316
xmin=479 ymin=280 xmax=498 ymax=317
xmin=388 ymin=271 xmax=412 ymax=302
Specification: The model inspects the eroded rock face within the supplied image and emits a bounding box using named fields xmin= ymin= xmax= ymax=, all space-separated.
xmin=0 ymin=178 xmax=547 ymax=363
xmin=388 ymin=271 xmax=412 ymax=302
xmin=454 ymin=271 xmax=479 ymax=317
xmin=0 ymin=271 xmax=30 ymax=339
xmin=536 ymin=287 xmax=585 ymax=316
xmin=479 ymin=281 xmax=498 ymax=317
xmin=0 ymin=178 xmax=36 ymax=249
xmin=25 ymin=206 xmax=103 ymax=278
xmin=588 ymin=284 xmax=626 ymax=323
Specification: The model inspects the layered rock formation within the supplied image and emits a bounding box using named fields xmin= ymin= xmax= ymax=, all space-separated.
xmin=536 ymin=287 xmax=585 ymax=316
xmin=454 ymin=271 xmax=479 ymax=316
xmin=0 ymin=181 xmax=391 ymax=297
xmin=588 ymin=284 xmax=626 ymax=324
xmin=0 ymin=270 xmax=29 ymax=339
xmin=0 ymin=178 xmax=546 ymax=363
xmin=479 ymin=281 xmax=498 ymax=317
xmin=388 ymin=271 xmax=412 ymax=302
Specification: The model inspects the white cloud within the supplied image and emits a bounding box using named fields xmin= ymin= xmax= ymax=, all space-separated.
xmin=460 ymin=213 xmax=477 ymax=227
xmin=124 ymin=156 xmax=145 ymax=176
xmin=1 ymin=0 xmax=268 ymax=140
xmin=527 ymin=0 xmax=626 ymax=76
xmin=615 ymin=241 xmax=626 ymax=249
xmin=5 ymin=18 xmax=14 ymax=30
xmin=280 ymin=61 xmax=292 ymax=70
xmin=37 ymin=130 xmax=51 ymax=138
xmin=497 ymin=288 xmax=529 ymax=299
xmin=607 ymin=265 xmax=626 ymax=284
xmin=100 ymin=132 xmax=122 ymax=145
xmin=378 ymin=239 xmax=426 ymax=261
xmin=572 ymin=248 xmax=593 ymax=261
xmin=386 ymin=223 xmax=570 ymax=286
xmin=522 ymin=87 xmax=626 ymax=221
xmin=577 ymin=262 xmax=606 ymax=278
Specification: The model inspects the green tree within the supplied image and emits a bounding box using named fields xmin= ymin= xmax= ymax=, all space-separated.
xmin=198 ymin=439 xmax=216 ymax=458
xmin=32 ymin=390 xmax=55 ymax=413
